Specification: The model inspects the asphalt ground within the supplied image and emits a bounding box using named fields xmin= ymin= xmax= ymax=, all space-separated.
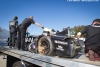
xmin=0 ymin=54 xmax=6 ymax=67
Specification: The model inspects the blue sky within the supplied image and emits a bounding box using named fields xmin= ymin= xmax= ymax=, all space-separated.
xmin=0 ymin=0 xmax=100 ymax=35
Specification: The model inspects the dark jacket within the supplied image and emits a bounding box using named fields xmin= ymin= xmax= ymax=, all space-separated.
xmin=20 ymin=18 xmax=35 ymax=29
xmin=81 ymin=25 xmax=100 ymax=49
xmin=9 ymin=20 xmax=18 ymax=33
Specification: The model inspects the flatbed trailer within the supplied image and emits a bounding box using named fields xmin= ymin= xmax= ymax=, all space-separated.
xmin=0 ymin=46 xmax=100 ymax=67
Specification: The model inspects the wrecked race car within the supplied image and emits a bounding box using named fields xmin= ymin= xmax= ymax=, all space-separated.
xmin=28 ymin=27 xmax=84 ymax=58
xmin=7 ymin=27 xmax=84 ymax=58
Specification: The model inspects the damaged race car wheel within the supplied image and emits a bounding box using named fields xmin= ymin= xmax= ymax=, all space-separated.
xmin=37 ymin=36 xmax=54 ymax=56
xmin=28 ymin=42 xmax=36 ymax=53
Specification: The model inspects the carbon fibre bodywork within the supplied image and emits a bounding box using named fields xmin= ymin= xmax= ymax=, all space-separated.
xmin=25 ymin=34 xmax=81 ymax=57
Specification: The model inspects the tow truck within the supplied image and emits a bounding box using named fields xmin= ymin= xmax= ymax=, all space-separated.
xmin=0 ymin=27 xmax=100 ymax=67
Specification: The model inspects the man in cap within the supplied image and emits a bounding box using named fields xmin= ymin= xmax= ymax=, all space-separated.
xmin=17 ymin=16 xmax=44 ymax=51
xmin=76 ymin=19 xmax=100 ymax=61
xmin=9 ymin=16 xmax=18 ymax=48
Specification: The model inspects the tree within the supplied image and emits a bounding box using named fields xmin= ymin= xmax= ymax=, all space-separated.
xmin=62 ymin=26 xmax=86 ymax=37
xmin=72 ymin=25 xmax=85 ymax=37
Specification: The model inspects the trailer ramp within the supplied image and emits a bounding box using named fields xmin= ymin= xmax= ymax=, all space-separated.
xmin=0 ymin=46 xmax=100 ymax=67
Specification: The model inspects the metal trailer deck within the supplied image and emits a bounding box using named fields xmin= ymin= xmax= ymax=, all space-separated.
xmin=0 ymin=46 xmax=100 ymax=67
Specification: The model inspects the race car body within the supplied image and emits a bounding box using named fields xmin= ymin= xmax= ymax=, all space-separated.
xmin=28 ymin=28 xmax=83 ymax=58
xmin=51 ymin=35 xmax=79 ymax=57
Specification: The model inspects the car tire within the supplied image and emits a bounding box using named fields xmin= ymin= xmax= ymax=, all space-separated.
xmin=37 ymin=36 xmax=54 ymax=56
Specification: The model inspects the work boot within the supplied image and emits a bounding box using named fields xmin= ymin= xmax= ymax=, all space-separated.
xmin=9 ymin=46 xmax=12 ymax=49
xmin=94 ymin=53 xmax=99 ymax=58
xmin=94 ymin=53 xmax=100 ymax=61
xmin=88 ymin=50 xmax=95 ymax=61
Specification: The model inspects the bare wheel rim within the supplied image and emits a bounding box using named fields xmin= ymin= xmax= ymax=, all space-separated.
xmin=38 ymin=40 xmax=50 ymax=55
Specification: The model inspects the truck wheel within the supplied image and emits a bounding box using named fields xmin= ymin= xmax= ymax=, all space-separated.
xmin=12 ymin=61 xmax=25 ymax=67
xmin=37 ymin=36 xmax=54 ymax=56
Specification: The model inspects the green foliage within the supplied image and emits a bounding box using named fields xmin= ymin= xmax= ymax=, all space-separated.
xmin=63 ymin=25 xmax=86 ymax=37
xmin=72 ymin=25 xmax=85 ymax=37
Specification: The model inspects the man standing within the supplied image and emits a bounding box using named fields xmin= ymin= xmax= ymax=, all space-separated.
xmin=76 ymin=19 xmax=100 ymax=61
xmin=9 ymin=16 xmax=18 ymax=48
xmin=17 ymin=16 xmax=43 ymax=51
